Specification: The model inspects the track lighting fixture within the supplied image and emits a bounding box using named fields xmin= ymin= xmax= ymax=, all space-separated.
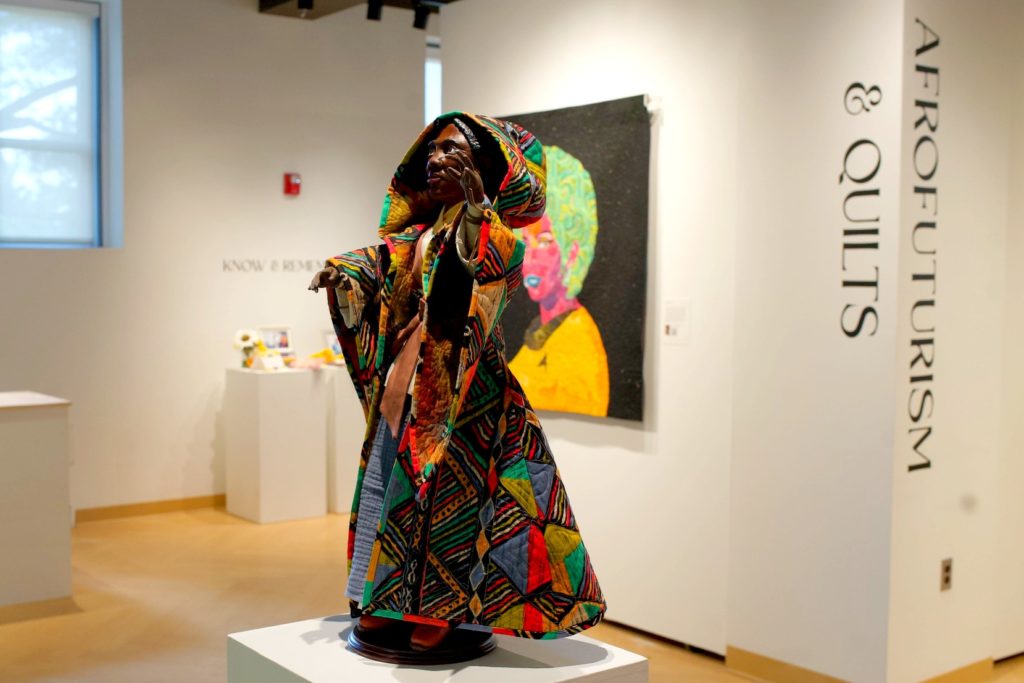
xmin=412 ymin=1 xmax=429 ymax=30
xmin=367 ymin=0 xmax=382 ymax=21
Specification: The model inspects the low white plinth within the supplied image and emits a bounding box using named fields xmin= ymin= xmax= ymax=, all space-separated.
xmin=227 ymin=615 xmax=647 ymax=683
xmin=323 ymin=365 xmax=365 ymax=514
xmin=0 ymin=391 xmax=72 ymax=607
xmin=225 ymin=369 xmax=328 ymax=523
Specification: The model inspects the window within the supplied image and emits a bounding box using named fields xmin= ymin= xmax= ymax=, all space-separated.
xmin=425 ymin=35 xmax=441 ymax=125
xmin=0 ymin=0 xmax=122 ymax=249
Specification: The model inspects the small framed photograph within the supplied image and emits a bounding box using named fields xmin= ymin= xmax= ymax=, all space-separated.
xmin=259 ymin=326 xmax=293 ymax=354
xmin=324 ymin=331 xmax=345 ymax=365
xmin=324 ymin=331 xmax=342 ymax=357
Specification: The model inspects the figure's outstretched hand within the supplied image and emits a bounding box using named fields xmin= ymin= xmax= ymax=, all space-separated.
xmin=308 ymin=266 xmax=341 ymax=293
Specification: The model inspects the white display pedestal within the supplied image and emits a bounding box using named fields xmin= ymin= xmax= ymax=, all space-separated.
xmin=225 ymin=369 xmax=328 ymax=523
xmin=227 ymin=615 xmax=648 ymax=683
xmin=0 ymin=391 xmax=72 ymax=607
xmin=323 ymin=364 xmax=365 ymax=514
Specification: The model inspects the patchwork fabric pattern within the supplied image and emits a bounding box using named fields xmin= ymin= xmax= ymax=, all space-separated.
xmin=325 ymin=112 xmax=605 ymax=639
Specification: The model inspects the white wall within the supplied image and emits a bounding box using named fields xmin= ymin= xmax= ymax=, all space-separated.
xmin=441 ymin=0 xmax=739 ymax=654
xmin=449 ymin=1 xmax=1024 ymax=676
xmin=0 ymin=0 xmax=423 ymax=510
xmin=888 ymin=1 xmax=1016 ymax=679
xmin=728 ymin=2 xmax=903 ymax=681
xmin=994 ymin=0 xmax=1024 ymax=665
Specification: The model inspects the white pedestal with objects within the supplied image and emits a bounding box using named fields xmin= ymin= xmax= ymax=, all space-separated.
xmin=323 ymin=364 xmax=365 ymax=514
xmin=0 ymin=391 xmax=72 ymax=607
xmin=225 ymin=369 xmax=328 ymax=523
xmin=227 ymin=615 xmax=648 ymax=683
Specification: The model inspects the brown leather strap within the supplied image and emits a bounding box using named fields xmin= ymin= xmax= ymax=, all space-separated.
xmin=379 ymin=314 xmax=421 ymax=438
xmin=380 ymin=230 xmax=430 ymax=438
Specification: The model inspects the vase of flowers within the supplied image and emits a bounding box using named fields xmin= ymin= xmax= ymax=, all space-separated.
xmin=233 ymin=329 xmax=258 ymax=368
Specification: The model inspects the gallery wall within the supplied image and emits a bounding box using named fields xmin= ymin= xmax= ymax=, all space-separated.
xmin=888 ymin=1 xmax=1018 ymax=679
xmin=0 ymin=0 xmax=423 ymax=511
xmin=995 ymin=0 xmax=1024 ymax=660
xmin=728 ymin=2 xmax=903 ymax=681
xmin=442 ymin=0 xmax=740 ymax=654
xmin=446 ymin=0 xmax=1024 ymax=675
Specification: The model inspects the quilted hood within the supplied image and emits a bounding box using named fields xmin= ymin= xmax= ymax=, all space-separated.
xmin=378 ymin=112 xmax=547 ymax=237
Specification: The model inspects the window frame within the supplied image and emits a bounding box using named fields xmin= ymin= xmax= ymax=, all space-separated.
xmin=0 ymin=0 xmax=123 ymax=250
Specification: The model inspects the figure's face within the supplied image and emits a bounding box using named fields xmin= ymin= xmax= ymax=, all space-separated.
xmin=522 ymin=215 xmax=565 ymax=302
xmin=425 ymin=124 xmax=473 ymax=205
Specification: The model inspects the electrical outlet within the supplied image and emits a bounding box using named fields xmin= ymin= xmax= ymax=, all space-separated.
xmin=940 ymin=558 xmax=953 ymax=591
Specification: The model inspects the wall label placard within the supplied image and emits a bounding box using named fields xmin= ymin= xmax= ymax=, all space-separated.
xmin=839 ymin=84 xmax=884 ymax=339
xmin=905 ymin=17 xmax=940 ymax=473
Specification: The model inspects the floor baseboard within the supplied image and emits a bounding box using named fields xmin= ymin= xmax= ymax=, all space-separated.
xmin=75 ymin=494 xmax=226 ymax=523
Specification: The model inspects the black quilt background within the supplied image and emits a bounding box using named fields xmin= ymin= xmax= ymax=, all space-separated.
xmin=502 ymin=95 xmax=650 ymax=422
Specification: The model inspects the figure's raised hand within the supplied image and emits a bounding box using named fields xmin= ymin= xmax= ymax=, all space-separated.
xmin=445 ymin=149 xmax=486 ymax=208
xmin=308 ymin=266 xmax=342 ymax=293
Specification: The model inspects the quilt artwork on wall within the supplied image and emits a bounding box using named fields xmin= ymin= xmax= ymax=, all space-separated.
xmin=503 ymin=95 xmax=650 ymax=421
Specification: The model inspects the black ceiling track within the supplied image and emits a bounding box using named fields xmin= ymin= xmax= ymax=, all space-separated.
xmin=258 ymin=0 xmax=458 ymax=24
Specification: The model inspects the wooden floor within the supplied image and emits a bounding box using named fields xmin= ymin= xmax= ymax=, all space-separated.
xmin=0 ymin=508 xmax=1020 ymax=683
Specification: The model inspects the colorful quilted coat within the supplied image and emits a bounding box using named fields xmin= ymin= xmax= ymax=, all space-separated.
xmin=325 ymin=112 xmax=606 ymax=638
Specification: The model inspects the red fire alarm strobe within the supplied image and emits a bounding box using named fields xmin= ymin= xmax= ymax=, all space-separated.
xmin=284 ymin=172 xmax=301 ymax=196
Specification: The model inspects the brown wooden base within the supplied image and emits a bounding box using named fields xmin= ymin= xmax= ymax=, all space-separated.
xmin=346 ymin=622 xmax=497 ymax=665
